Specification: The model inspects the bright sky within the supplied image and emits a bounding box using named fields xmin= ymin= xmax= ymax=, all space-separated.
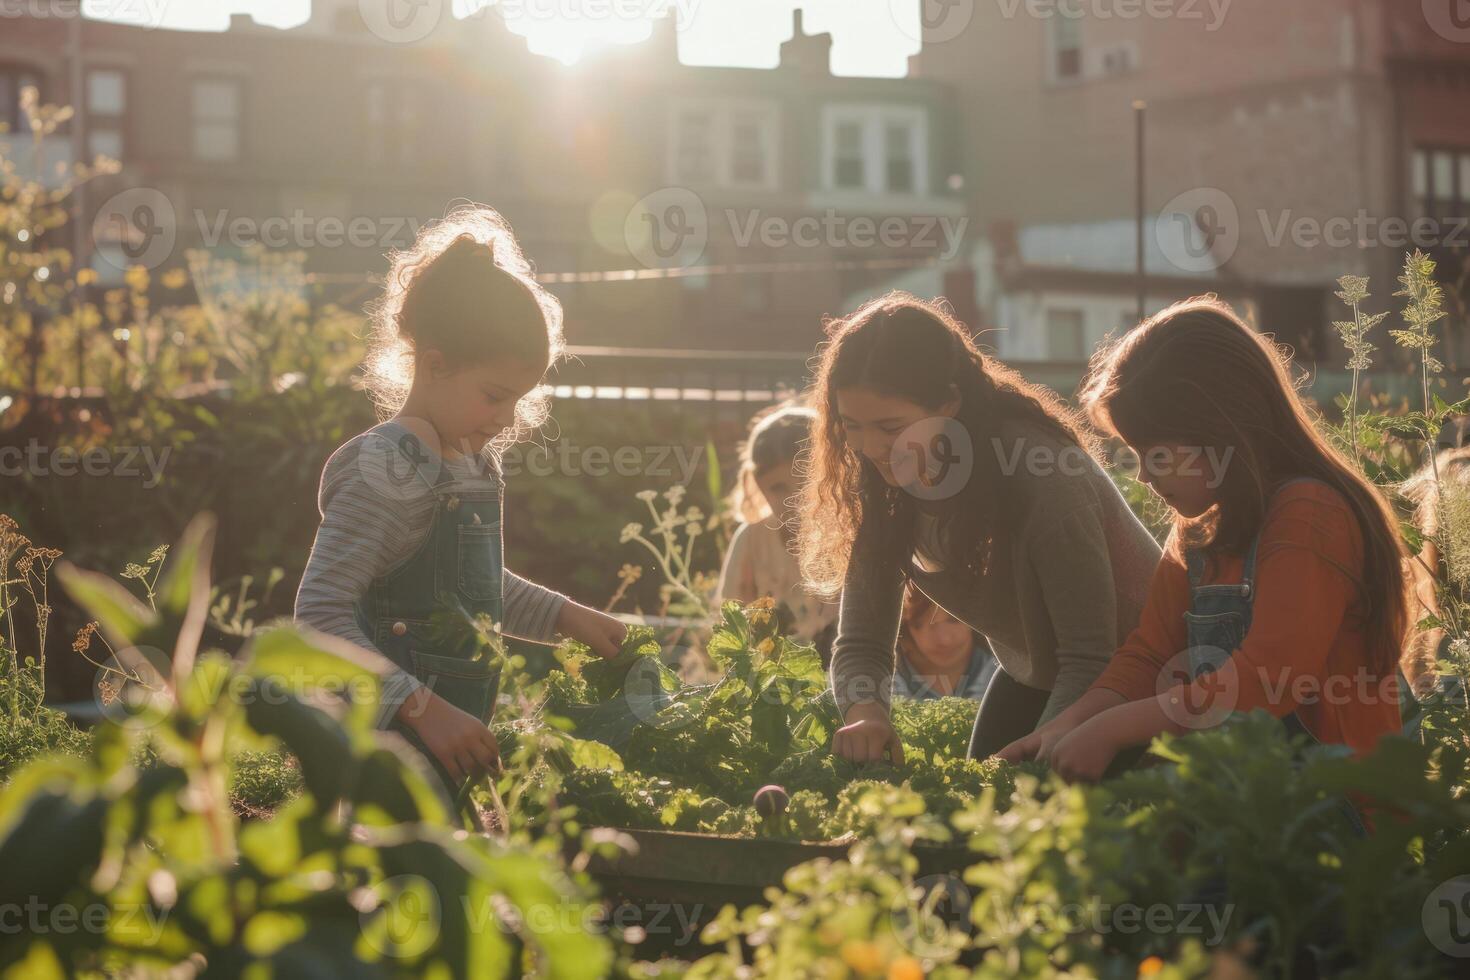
xmin=82 ymin=0 xmax=920 ymax=76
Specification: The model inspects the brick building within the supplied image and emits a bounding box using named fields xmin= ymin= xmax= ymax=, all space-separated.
xmin=0 ymin=4 xmax=970 ymax=364
xmin=910 ymin=0 xmax=1470 ymax=368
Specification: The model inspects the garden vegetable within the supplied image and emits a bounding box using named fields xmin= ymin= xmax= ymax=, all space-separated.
xmin=753 ymin=784 xmax=789 ymax=820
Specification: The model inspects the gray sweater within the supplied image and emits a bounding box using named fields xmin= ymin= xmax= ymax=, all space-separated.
xmin=830 ymin=419 xmax=1161 ymax=724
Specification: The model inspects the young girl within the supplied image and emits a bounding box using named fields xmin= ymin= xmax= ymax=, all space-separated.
xmin=892 ymin=586 xmax=996 ymax=701
xmin=800 ymin=292 xmax=1161 ymax=765
xmin=717 ymin=405 xmax=837 ymax=655
xmin=296 ymin=205 xmax=626 ymax=793
xmin=1001 ymin=296 xmax=1409 ymax=784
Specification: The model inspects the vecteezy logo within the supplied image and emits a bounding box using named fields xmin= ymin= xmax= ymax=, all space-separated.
xmin=889 ymin=416 xmax=973 ymax=501
xmin=356 ymin=423 xmax=443 ymax=504
xmin=1155 ymin=187 xmax=1240 ymax=275
xmin=1155 ymin=648 xmax=1239 ymax=730
xmin=1424 ymin=876 xmax=1470 ymax=956
xmin=359 ymin=0 xmax=443 ymax=44
xmin=93 ymin=644 xmax=172 ymax=730
xmin=891 ymin=0 xmax=975 ymax=44
xmin=1424 ymin=0 xmax=1470 ymax=43
xmin=92 ymin=187 xmax=177 ymax=273
xmin=360 ymin=875 xmax=441 ymax=959
xmin=624 ymin=187 xmax=709 ymax=270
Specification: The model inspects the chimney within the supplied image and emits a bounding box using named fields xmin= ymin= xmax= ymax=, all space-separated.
xmin=779 ymin=9 xmax=833 ymax=77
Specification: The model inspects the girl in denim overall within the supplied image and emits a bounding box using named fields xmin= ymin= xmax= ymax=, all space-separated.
xmin=296 ymin=206 xmax=627 ymax=800
xmin=353 ymin=423 xmax=509 ymax=791
xmin=1000 ymin=296 xmax=1412 ymax=802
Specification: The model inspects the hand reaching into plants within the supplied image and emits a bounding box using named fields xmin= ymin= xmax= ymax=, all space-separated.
xmin=556 ymin=601 xmax=629 ymax=658
xmin=832 ymin=702 xmax=906 ymax=765
xmin=397 ymin=687 xmax=502 ymax=783
xmin=1047 ymin=715 xmax=1122 ymax=784
xmin=996 ymin=688 xmax=1126 ymax=764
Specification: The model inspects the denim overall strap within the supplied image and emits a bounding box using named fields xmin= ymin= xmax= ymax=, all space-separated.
xmin=1183 ymin=538 xmax=1257 ymax=679
xmin=356 ymin=440 xmax=506 ymax=732
xmin=1184 ymin=523 xmax=1365 ymax=837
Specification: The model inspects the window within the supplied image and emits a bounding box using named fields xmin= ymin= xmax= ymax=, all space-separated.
xmin=674 ymin=109 xmax=715 ymax=183
xmin=729 ymin=110 xmax=770 ymax=185
xmin=1050 ymin=15 xmax=1084 ymax=82
xmin=192 ymin=78 xmax=241 ymax=162
xmin=0 ymin=64 xmax=42 ymax=133
xmin=884 ymin=121 xmax=916 ymax=193
xmin=366 ymin=80 xmax=421 ymax=169
xmin=86 ymin=69 xmax=127 ymax=161
xmin=833 ymin=121 xmax=864 ymax=188
xmin=669 ymin=101 xmax=778 ymax=189
xmin=1046 ymin=309 xmax=1087 ymax=361
xmin=821 ymin=105 xmax=928 ymax=195
xmin=1412 ymin=147 xmax=1470 ymax=219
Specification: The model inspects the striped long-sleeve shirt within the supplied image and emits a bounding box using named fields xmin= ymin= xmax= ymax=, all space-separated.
xmin=295 ymin=421 xmax=567 ymax=728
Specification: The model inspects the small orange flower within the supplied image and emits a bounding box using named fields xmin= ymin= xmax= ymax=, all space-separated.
xmin=888 ymin=956 xmax=924 ymax=980
xmin=1138 ymin=956 xmax=1164 ymax=976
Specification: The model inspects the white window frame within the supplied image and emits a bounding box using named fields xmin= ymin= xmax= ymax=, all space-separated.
xmin=667 ymin=99 xmax=780 ymax=191
xmin=191 ymin=76 xmax=243 ymax=163
xmin=86 ymin=67 xmax=127 ymax=162
xmin=819 ymin=104 xmax=929 ymax=196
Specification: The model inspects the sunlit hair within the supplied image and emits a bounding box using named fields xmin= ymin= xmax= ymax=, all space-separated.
xmin=797 ymin=291 xmax=1091 ymax=597
xmin=730 ymin=402 xmax=815 ymax=525
xmin=1080 ymin=295 xmax=1407 ymax=674
xmin=361 ymin=202 xmax=565 ymax=448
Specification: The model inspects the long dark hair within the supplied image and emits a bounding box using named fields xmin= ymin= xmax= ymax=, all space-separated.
xmin=798 ymin=292 xmax=1091 ymax=595
xmin=1080 ymin=295 xmax=1408 ymax=673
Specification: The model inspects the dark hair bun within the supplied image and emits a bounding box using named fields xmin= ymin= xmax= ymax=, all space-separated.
xmin=397 ymin=235 xmax=549 ymax=365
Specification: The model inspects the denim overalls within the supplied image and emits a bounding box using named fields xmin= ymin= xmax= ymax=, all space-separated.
xmin=352 ymin=426 xmax=505 ymax=794
xmin=1181 ymin=497 xmax=1371 ymax=836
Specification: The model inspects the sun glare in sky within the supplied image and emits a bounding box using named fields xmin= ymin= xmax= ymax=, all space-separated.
xmin=80 ymin=0 xmax=918 ymax=76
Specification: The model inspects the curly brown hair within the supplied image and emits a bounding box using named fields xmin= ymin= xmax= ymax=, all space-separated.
xmin=797 ymin=291 xmax=1091 ymax=597
xmin=361 ymin=202 xmax=565 ymax=447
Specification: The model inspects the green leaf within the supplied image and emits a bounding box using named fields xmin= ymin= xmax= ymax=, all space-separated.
xmin=243 ymin=627 xmax=381 ymax=735
xmin=240 ymin=677 xmax=358 ymax=806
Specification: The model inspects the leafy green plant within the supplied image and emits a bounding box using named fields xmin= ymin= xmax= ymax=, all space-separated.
xmin=505 ymin=601 xmax=1032 ymax=841
xmin=0 ymin=515 xmax=613 ymax=978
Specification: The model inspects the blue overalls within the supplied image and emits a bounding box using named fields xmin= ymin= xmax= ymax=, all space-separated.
xmin=1183 ymin=530 xmax=1369 ymax=836
xmin=352 ymin=426 xmax=505 ymax=795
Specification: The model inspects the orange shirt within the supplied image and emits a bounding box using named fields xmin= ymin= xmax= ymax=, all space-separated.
xmin=1092 ymin=482 xmax=1403 ymax=757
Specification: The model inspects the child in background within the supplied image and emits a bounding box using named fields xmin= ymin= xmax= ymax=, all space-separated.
xmin=296 ymin=204 xmax=626 ymax=795
xmin=893 ymin=586 xmax=996 ymax=701
xmin=1000 ymin=296 xmax=1409 ymax=791
xmin=717 ymin=405 xmax=837 ymax=657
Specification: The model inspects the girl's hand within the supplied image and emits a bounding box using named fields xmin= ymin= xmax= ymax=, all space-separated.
xmin=1048 ymin=718 xmax=1121 ymax=784
xmin=996 ymin=726 xmax=1049 ymax=764
xmin=556 ymin=601 xmax=628 ymax=659
xmin=832 ymin=702 xmax=906 ymax=766
xmin=397 ymin=688 xmax=501 ymax=784
xmin=997 ymin=688 xmax=1127 ymax=764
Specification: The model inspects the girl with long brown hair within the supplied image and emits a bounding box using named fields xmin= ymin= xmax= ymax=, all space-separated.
xmin=801 ymin=292 xmax=1161 ymax=764
xmin=1001 ymin=296 xmax=1410 ymax=784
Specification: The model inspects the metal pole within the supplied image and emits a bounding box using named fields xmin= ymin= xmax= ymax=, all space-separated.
xmin=69 ymin=16 xmax=87 ymax=389
xmin=1134 ymin=99 xmax=1146 ymax=324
